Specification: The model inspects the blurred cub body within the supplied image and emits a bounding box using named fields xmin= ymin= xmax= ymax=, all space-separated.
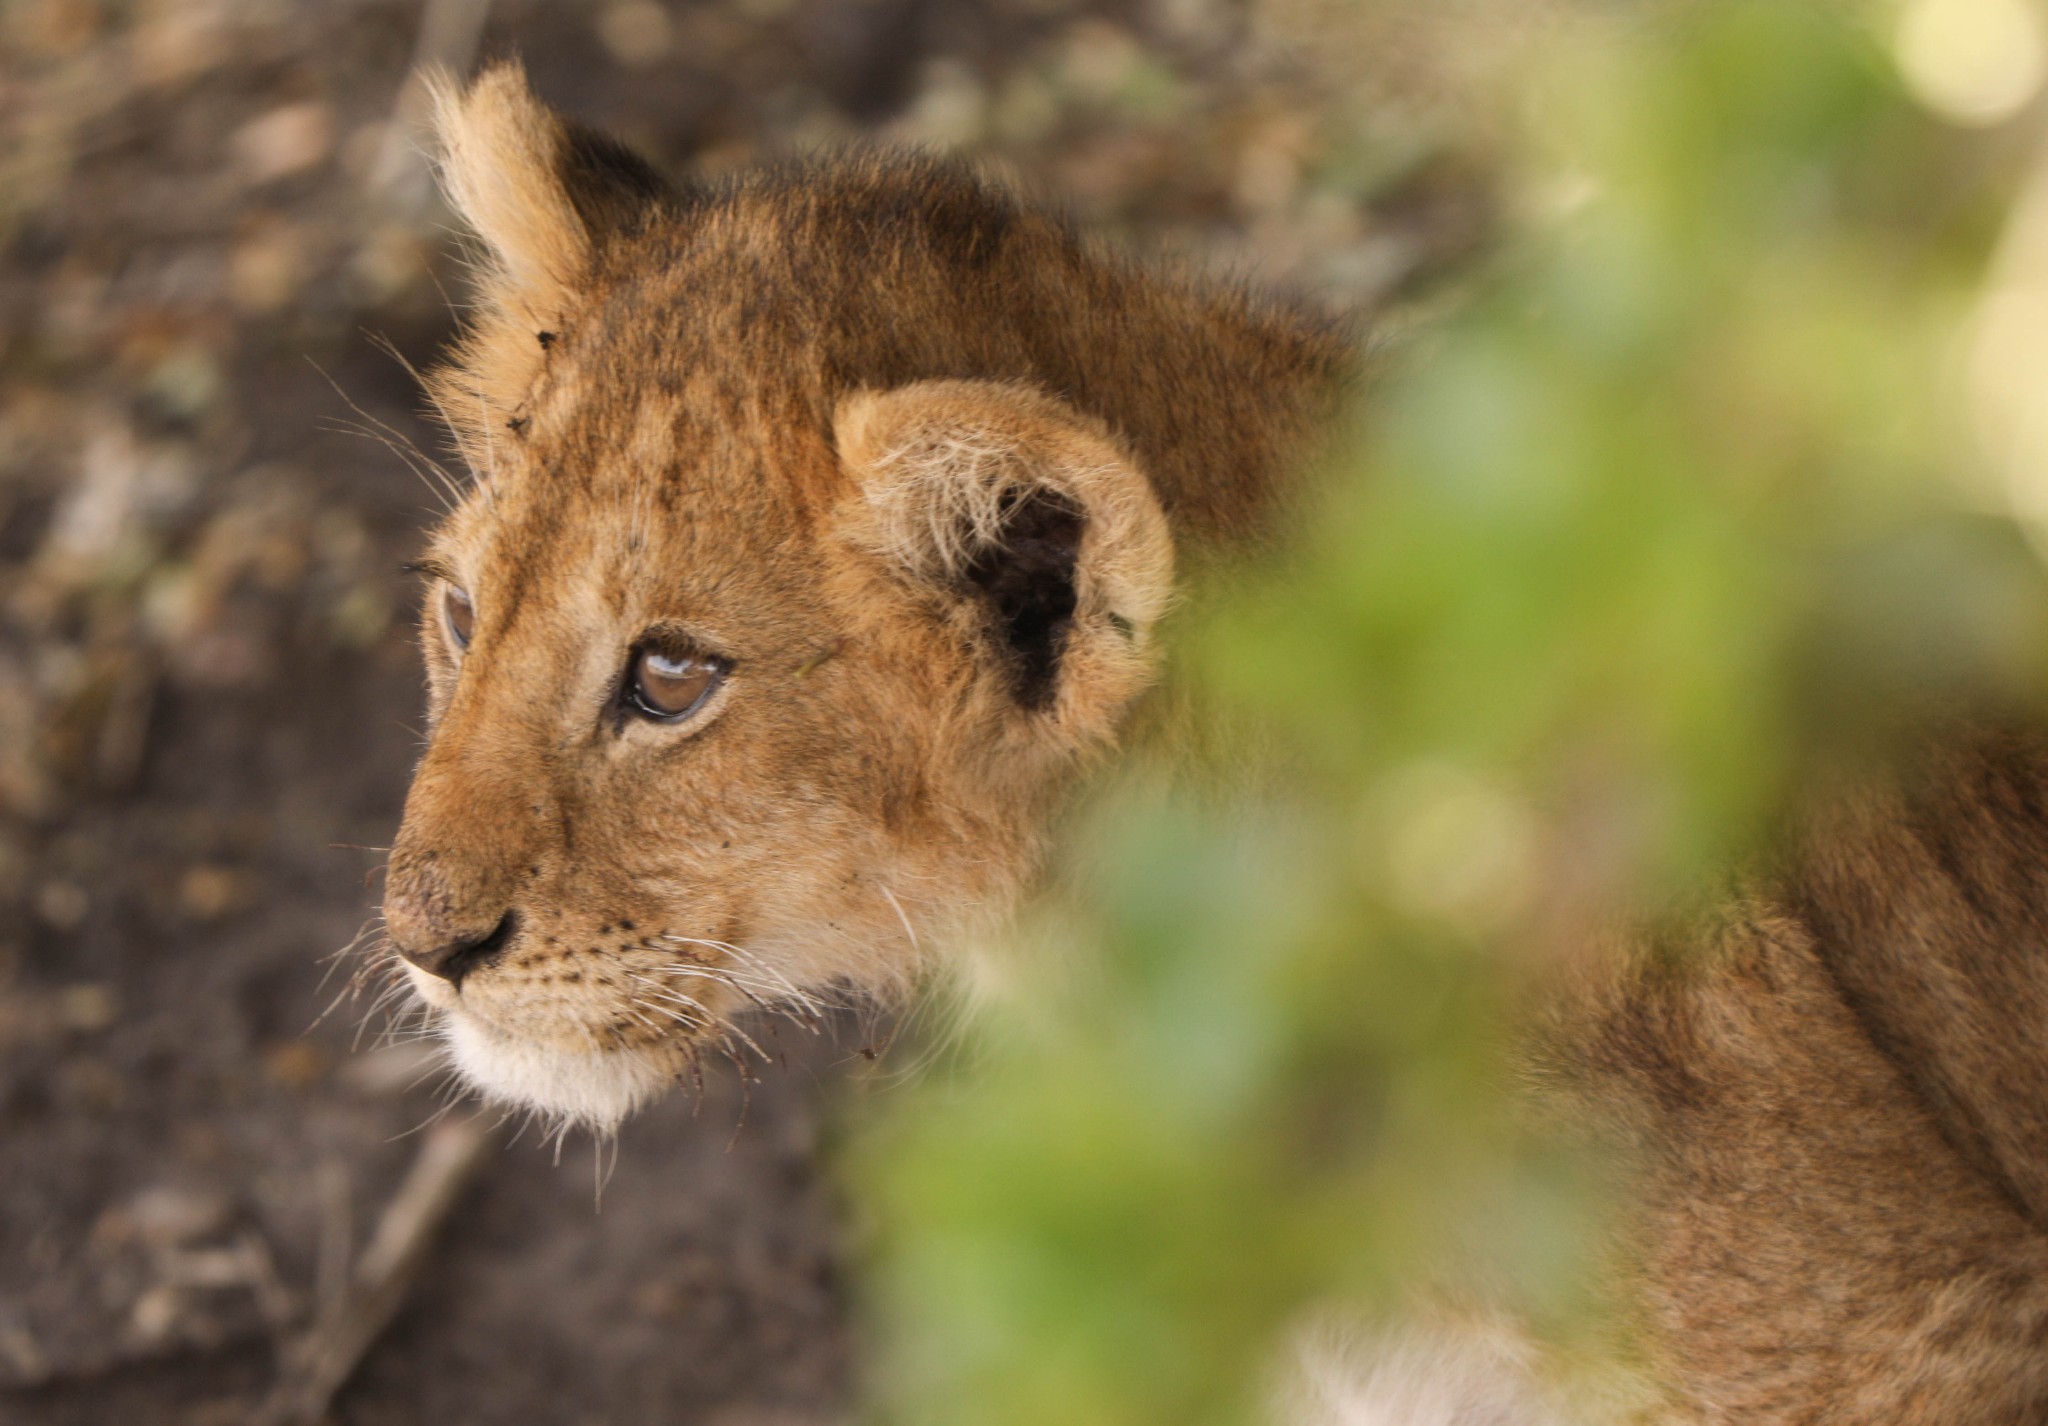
xmin=1561 ymin=734 xmax=2048 ymax=1423
xmin=1309 ymin=738 xmax=2048 ymax=1426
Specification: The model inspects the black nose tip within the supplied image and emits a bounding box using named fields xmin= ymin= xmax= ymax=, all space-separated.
xmin=399 ymin=910 xmax=517 ymax=987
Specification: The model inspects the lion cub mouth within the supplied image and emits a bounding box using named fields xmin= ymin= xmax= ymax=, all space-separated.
xmin=397 ymin=927 xmax=823 ymax=1131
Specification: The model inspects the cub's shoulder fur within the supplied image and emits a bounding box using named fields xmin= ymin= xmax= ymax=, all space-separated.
xmin=1555 ymin=731 xmax=2048 ymax=1423
xmin=380 ymin=63 xmax=1350 ymax=1129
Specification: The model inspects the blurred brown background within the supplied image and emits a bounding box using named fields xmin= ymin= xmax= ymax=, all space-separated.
xmin=0 ymin=2 xmax=1486 ymax=1421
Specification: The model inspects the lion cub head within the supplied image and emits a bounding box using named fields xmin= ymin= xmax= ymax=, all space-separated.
xmin=381 ymin=65 xmax=1344 ymax=1129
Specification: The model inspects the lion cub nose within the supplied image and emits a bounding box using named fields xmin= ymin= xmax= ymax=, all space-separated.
xmin=394 ymin=909 xmax=518 ymax=987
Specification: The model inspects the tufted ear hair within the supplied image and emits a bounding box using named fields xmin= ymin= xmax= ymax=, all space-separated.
xmin=836 ymin=380 xmax=1175 ymax=739
xmin=428 ymin=61 xmax=674 ymax=318
xmin=425 ymin=61 xmax=677 ymax=465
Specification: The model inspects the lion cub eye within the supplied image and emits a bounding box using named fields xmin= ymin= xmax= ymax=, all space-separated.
xmin=627 ymin=646 xmax=730 ymax=721
xmin=444 ymin=586 xmax=476 ymax=649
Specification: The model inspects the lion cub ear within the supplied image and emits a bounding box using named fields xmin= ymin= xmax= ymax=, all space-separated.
xmin=836 ymin=380 xmax=1175 ymax=740
xmin=427 ymin=60 xmax=674 ymax=324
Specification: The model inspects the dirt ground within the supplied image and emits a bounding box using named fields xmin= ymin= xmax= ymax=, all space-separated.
xmin=0 ymin=2 xmax=1489 ymax=1421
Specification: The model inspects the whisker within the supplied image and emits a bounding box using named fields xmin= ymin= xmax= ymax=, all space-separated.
xmin=307 ymin=358 xmax=465 ymax=508
xmin=682 ymin=1039 xmax=704 ymax=1109
xmin=879 ymin=885 xmax=922 ymax=956
xmin=717 ymin=1019 xmax=771 ymax=1066
xmin=676 ymin=942 xmax=828 ymax=1011
xmin=365 ymin=329 xmax=475 ymax=493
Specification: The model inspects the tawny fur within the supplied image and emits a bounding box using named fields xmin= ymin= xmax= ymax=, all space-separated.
xmin=1551 ymin=731 xmax=2048 ymax=1423
xmin=383 ymin=64 xmax=1349 ymax=1130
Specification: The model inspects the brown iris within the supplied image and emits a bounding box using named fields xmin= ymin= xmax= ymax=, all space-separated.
xmin=445 ymin=586 xmax=476 ymax=649
xmin=627 ymin=645 xmax=729 ymax=721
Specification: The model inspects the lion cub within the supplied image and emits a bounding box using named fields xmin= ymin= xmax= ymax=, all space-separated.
xmin=382 ymin=66 xmax=2048 ymax=1426
xmin=380 ymin=64 xmax=1348 ymax=1129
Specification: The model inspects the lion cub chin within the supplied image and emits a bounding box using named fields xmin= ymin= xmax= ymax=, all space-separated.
xmin=372 ymin=59 xmax=1345 ymax=1127
xmin=439 ymin=1010 xmax=680 ymax=1132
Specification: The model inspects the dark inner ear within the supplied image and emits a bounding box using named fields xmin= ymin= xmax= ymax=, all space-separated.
xmin=560 ymin=122 xmax=682 ymax=243
xmin=962 ymin=487 xmax=1085 ymax=710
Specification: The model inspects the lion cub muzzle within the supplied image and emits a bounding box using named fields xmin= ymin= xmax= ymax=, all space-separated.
xmin=384 ymin=727 xmax=540 ymax=990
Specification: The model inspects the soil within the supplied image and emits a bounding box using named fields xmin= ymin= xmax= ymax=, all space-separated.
xmin=0 ymin=2 xmax=1490 ymax=1421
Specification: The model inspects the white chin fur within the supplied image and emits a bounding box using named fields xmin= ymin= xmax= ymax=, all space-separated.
xmin=441 ymin=1010 xmax=674 ymax=1132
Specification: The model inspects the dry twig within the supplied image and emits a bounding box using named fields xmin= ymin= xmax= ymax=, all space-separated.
xmin=254 ymin=1116 xmax=493 ymax=1426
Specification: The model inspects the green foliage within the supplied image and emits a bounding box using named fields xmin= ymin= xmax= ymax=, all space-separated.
xmin=848 ymin=3 xmax=2048 ymax=1422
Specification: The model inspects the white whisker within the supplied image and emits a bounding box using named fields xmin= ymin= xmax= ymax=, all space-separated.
xmin=879 ymin=884 xmax=922 ymax=955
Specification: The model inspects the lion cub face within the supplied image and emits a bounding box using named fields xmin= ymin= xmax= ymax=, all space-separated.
xmin=381 ymin=68 xmax=1175 ymax=1128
